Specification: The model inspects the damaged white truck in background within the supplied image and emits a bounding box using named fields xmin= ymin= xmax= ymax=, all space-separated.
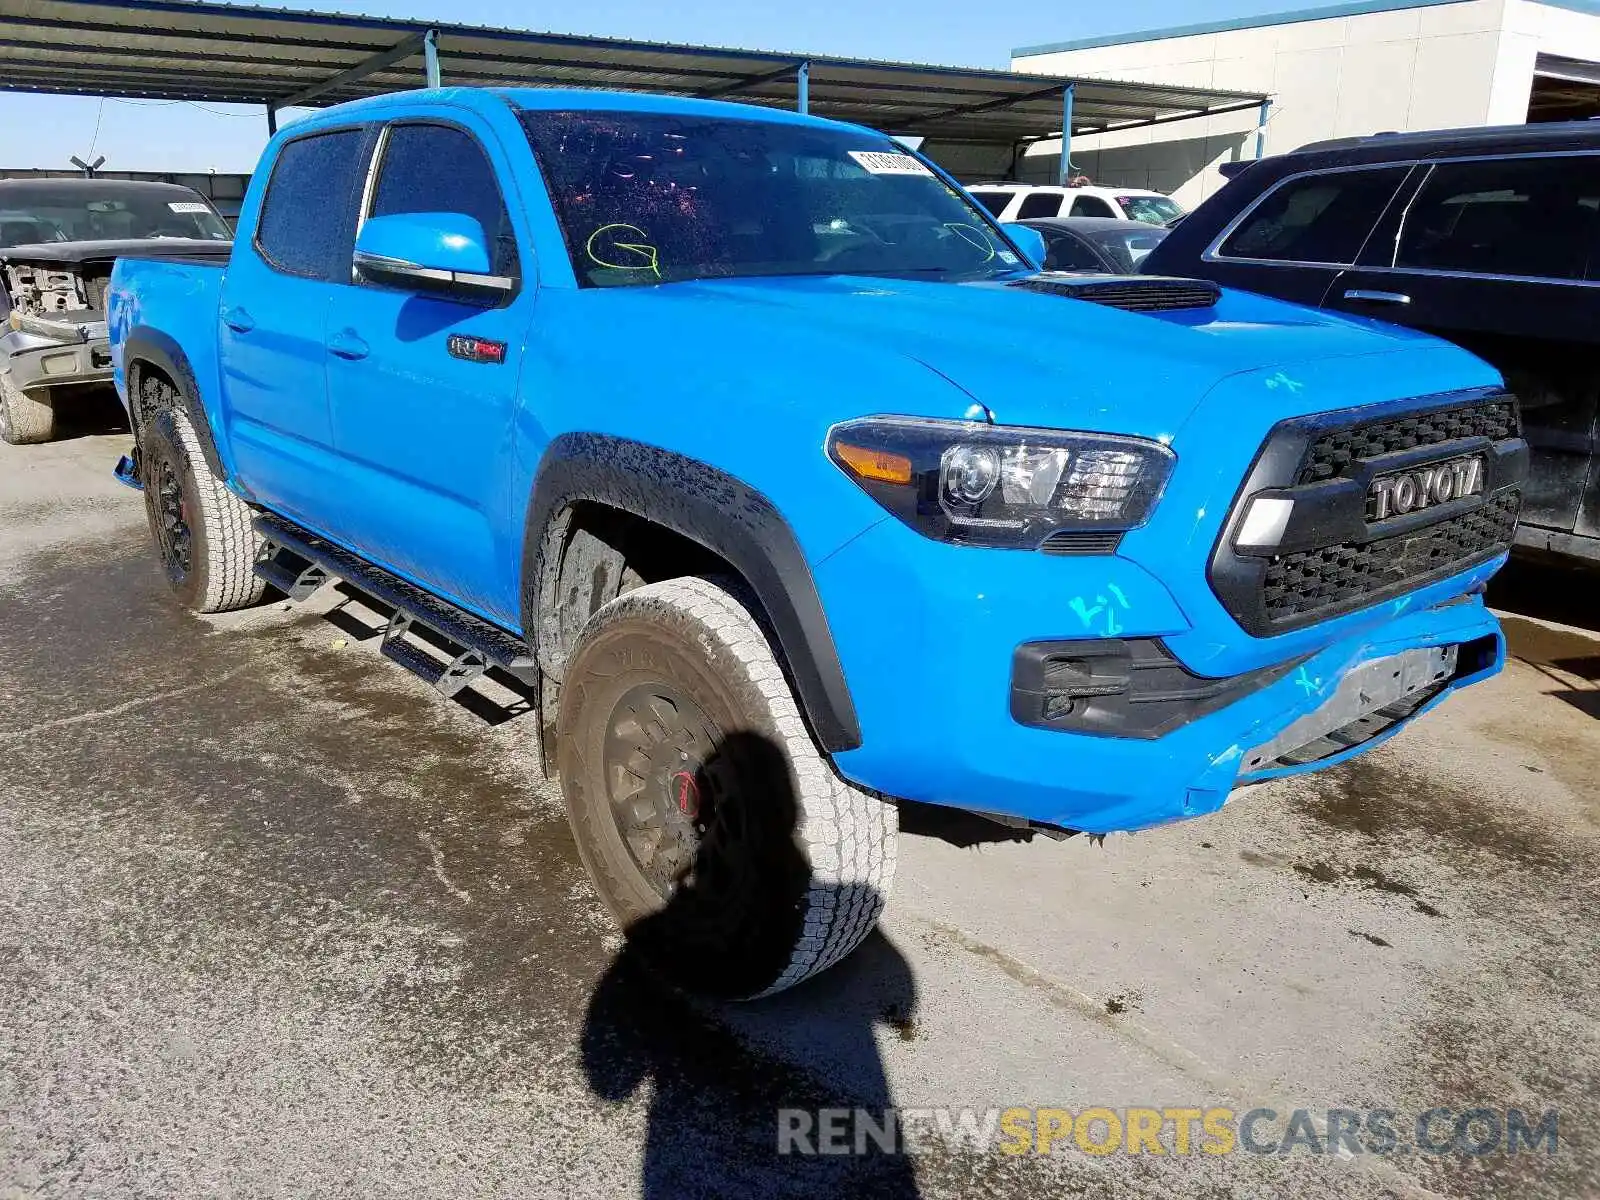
xmin=0 ymin=177 xmax=231 ymax=445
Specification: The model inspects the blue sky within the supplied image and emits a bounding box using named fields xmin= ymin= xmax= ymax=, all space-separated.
xmin=1 ymin=0 xmax=1294 ymax=172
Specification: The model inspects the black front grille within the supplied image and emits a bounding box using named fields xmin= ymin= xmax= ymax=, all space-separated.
xmin=1208 ymin=389 xmax=1528 ymax=637
xmin=1297 ymin=400 xmax=1520 ymax=484
xmin=1009 ymin=274 xmax=1219 ymax=312
xmin=1261 ymin=491 xmax=1520 ymax=625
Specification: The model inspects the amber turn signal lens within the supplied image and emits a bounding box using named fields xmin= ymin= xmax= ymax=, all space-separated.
xmin=834 ymin=441 xmax=913 ymax=485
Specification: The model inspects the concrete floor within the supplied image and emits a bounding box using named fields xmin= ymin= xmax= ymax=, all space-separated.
xmin=1 ymin=417 xmax=1597 ymax=1199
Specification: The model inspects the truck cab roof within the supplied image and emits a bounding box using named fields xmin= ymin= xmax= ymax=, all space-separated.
xmin=279 ymin=85 xmax=868 ymax=137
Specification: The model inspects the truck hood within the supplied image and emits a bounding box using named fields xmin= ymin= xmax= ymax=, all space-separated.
xmin=0 ymin=238 xmax=230 ymax=266
xmin=660 ymin=274 xmax=1494 ymax=437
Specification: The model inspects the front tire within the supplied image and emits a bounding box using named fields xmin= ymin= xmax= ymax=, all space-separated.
xmin=0 ymin=376 xmax=56 ymax=445
xmin=557 ymin=575 xmax=896 ymax=998
xmin=140 ymin=406 xmax=266 ymax=613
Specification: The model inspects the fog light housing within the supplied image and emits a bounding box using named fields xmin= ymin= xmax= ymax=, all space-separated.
xmin=40 ymin=351 xmax=79 ymax=377
xmin=1235 ymin=495 xmax=1294 ymax=550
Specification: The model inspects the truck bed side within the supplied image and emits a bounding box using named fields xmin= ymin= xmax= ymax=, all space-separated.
xmin=108 ymin=256 xmax=233 ymax=475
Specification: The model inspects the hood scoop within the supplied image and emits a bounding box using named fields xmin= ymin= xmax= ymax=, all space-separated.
xmin=1008 ymin=272 xmax=1220 ymax=313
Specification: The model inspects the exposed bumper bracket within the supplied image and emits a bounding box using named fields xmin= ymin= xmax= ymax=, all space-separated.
xmin=1238 ymin=640 xmax=1488 ymax=774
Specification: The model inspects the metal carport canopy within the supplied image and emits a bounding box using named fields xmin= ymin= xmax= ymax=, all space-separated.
xmin=0 ymin=0 xmax=1265 ymax=146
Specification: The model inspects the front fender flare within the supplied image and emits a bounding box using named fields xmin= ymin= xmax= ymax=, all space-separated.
xmin=522 ymin=434 xmax=862 ymax=753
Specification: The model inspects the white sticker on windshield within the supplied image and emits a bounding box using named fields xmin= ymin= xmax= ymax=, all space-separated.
xmin=848 ymin=150 xmax=934 ymax=177
xmin=167 ymin=201 xmax=210 ymax=213
xmin=998 ymin=251 xmax=1019 ymax=265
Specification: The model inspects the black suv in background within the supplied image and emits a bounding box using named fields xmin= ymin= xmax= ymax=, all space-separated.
xmin=1144 ymin=122 xmax=1600 ymax=567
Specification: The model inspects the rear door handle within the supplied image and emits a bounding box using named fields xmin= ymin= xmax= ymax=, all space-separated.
xmin=327 ymin=329 xmax=370 ymax=361
xmin=221 ymin=305 xmax=255 ymax=333
xmin=1343 ymin=288 xmax=1411 ymax=305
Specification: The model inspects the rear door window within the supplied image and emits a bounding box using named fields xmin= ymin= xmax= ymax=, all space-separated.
xmin=1107 ymin=227 xmax=1168 ymax=272
xmin=368 ymin=122 xmax=520 ymax=279
xmin=1042 ymin=231 xmax=1103 ymax=271
xmin=1217 ymin=167 xmax=1408 ymax=265
xmin=967 ymin=190 xmax=1011 ymax=217
xmin=255 ymin=128 xmax=369 ymax=281
xmin=1395 ymin=155 xmax=1600 ymax=281
xmin=1016 ymin=192 xmax=1064 ymax=219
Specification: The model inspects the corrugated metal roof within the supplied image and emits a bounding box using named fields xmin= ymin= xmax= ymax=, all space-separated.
xmin=2 ymin=0 xmax=1266 ymax=144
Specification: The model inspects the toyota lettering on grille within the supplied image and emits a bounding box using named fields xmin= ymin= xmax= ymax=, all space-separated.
xmin=1367 ymin=455 xmax=1485 ymax=521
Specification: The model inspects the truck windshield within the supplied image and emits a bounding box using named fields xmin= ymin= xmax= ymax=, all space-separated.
xmin=0 ymin=184 xmax=231 ymax=248
xmin=519 ymin=109 xmax=1025 ymax=287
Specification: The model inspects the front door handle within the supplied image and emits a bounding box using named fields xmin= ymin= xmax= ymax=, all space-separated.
xmin=1343 ymin=288 xmax=1411 ymax=305
xmin=327 ymin=329 xmax=370 ymax=361
xmin=221 ymin=305 xmax=255 ymax=333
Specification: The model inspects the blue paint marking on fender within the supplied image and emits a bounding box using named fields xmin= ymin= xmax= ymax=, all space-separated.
xmin=1069 ymin=586 xmax=1134 ymax=638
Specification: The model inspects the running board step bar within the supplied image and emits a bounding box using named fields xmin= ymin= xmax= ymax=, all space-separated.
xmin=379 ymin=612 xmax=488 ymax=699
xmin=253 ymin=544 xmax=330 ymax=602
xmin=251 ymin=514 xmax=540 ymax=693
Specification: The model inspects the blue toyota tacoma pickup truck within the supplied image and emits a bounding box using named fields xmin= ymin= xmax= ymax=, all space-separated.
xmin=108 ymin=88 xmax=1527 ymax=998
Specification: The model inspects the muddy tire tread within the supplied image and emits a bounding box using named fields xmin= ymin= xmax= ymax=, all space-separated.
xmin=143 ymin=386 xmax=265 ymax=614
xmin=577 ymin=574 xmax=897 ymax=997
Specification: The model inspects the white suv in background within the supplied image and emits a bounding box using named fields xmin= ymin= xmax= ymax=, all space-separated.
xmin=965 ymin=182 xmax=1185 ymax=226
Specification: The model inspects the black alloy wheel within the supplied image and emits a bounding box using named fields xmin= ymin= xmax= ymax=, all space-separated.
xmin=150 ymin=454 xmax=193 ymax=583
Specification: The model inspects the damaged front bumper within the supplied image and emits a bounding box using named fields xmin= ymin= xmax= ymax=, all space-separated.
xmin=827 ymin=558 xmax=1505 ymax=835
xmin=1061 ymin=595 xmax=1504 ymax=833
xmin=1236 ymin=643 xmax=1460 ymax=775
xmin=1 ymin=315 xmax=112 ymax=394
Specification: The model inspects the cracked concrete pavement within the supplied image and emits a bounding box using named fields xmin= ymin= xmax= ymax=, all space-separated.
xmin=1 ymin=423 xmax=1597 ymax=1199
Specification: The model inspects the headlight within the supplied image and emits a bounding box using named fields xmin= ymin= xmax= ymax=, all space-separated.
xmin=827 ymin=416 xmax=1174 ymax=548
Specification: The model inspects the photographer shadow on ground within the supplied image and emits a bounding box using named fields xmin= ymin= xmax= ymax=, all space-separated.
xmin=579 ymin=730 xmax=922 ymax=1199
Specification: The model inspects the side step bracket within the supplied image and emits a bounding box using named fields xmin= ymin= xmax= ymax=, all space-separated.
xmin=254 ymin=542 xmax=330 ymax=602
xmin=251 ymin=514 xmax=540 ymax=695
xmin=378 ymin=612 xmax=489 ymax=699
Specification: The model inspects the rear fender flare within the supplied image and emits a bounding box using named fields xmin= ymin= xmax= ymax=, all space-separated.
xmin=122 ymin=328 xmax=226 ymax=480
xmin=522 ymin=434 xmax=862 ymax=753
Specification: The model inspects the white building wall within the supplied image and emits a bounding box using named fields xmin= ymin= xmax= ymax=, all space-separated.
xmin=1012 ymin=0 xmax=1514 ymax=209
xmin=1493 ymin=0 xmax=1600 ymax=120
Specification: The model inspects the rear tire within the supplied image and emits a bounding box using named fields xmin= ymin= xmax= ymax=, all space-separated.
xmin=0 ymin=376 xmax=56 ymax=445
xmin=557 ymin=575 xmax=896 ymax=999
xmin=140 ymin=405 xmax=267 ymax=613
